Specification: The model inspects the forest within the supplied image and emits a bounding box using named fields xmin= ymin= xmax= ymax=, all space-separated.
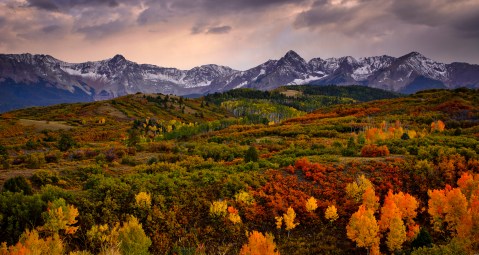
xmin=0 ymin=85 xmax=478 ymax=254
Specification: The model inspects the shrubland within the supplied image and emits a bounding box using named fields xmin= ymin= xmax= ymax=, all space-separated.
xmin=0 ymin=86 xmax=478 ymax=254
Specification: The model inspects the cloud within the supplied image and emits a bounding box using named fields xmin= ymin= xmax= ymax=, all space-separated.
xmin=76 ymin=19 xmax=128 ymax=39
xmin=294 ymin=0 xmax=392 ymax=35
xmin=206 ymin=25 xmax=232 ymax=34
xmin=137 ymin=2 xmax=175 ymax=25
xmin=191 ymin=23 xmax=232 ymax=35
xmin=0 ymin=16 xmax=6 ymax=28
xmin=293 ymin=0 xmax=479 ymax=40
xmin=390 ymin=0 xmax=479 ymax=39
xmin=42 ymin=24 xmax=61 ymax=33
xmin=26 ymin=0 xmax=59 ymax=11
xmin=26 ymin=0 xmax=121 ymax=12
xmin=193 ymin=0 xmax=308 ymax=13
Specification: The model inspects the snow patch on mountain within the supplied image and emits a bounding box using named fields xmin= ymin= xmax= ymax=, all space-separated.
xmin=288 ymin=75 xmax=323 ymax=85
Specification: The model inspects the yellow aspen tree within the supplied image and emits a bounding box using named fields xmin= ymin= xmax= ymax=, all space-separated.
xmin=275 ymin=216 xmax=283 ymax=229
xmin=283 ymin=207 xmax=299 ymax=236
xmin=86 ymin=223 xmax=120 ymax=254
xmin=345 ymin=182 xmax=361 ymax=202
xmin=444 ymin=188 xmax=468 ymax=233
xmin=209 ymin=200 xmax=228 ymax=218
xmin=362 ymin=187 xmax=379 ymax=212
xmin=135 ymin=192 xmax=151 ymax=209
xmin=347 ymin=205 xmax=380 ymax=254
xmin=428 ymin=189 xmax=447 ymax=232
xmin=305 ymin=197 xmax=318 ymax=212
xmin=346 ymin=174 xmax=374 ymax=202
xmin=428 ymin=187 xmax=468 ymax=234
xmin=391 ymin=192 xmax=419 ymax=225
xmin=325 ymin=205 xmax=339 ymax=223
xmin=227 ymin=206 xmax=242 ymax=224
xmin=386 ymin=216 xmax=407 ymax=252
xmin=228 ymin=213 xmax=242 ymax=225
xmin=407 ymin=130 xmax=417 ymax=139
xmin=235 ymin=191 xmax=255 ymax=205
xmin=41 ymin=198 xmax=79 ymax=235
xmin=239 ymin=231 xmax=280 ymax=255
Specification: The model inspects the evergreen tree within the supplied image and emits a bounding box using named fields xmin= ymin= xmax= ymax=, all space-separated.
xmin=245 ymin=146 xmax=259 ymax=162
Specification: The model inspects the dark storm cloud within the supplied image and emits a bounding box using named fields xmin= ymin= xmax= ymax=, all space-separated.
xmin=26 ymin=0 xmax=120 ymax=11
xmin=294 ymin=0 xmax=479 ymax=40
xmin=391 ymin=0 xmax=479 ymax=39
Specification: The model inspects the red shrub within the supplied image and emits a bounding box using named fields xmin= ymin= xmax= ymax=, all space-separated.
xmin=360 ymin=144 xmax=390 ymax=157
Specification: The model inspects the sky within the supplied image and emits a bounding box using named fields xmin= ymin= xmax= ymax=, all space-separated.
xmin=1 ymin=0 xmax=478 ymax=70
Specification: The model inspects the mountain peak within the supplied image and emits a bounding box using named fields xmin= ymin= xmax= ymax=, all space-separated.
xmin=404 ymin=51 xmax=426 ymax=59
xmin=340 ymin=56 xmax=357 ymax=64
xmin=110 ymin=54 xmax=126 ymax=62
xmin=284 ymin=50 xmax=301 ymax=60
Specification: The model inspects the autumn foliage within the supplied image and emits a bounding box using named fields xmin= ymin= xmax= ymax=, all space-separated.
xmin=431 ymin=120 xmax=446 ymax=132
xmin=325 ymin=205 xmax=339 ymax=223
xmin=347 ymin=205 xmax=380 ymax=254
xmin=2 ymin=88 xmax=479 ymax=254
xmin=360 ymin=144 xmax=390 ymax=157
xmin=305 ymin=197 xmax=318 ymax=212
xmin=379 ymin=190 xmax=419 ymax=251
xmin=240 ymin=231 xmax=280 ymax=255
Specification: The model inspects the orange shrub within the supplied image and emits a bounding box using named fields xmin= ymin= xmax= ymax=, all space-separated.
xmin=361 ymin=145 xmax=390 ymax=157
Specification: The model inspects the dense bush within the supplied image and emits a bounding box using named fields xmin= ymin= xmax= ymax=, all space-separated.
xmin=58 ymin=133 xmax=76 ymax=152
xmin=25 ymin=153 xmax=46 ymax=169
xmin=360 ymin=144 xmax=390 ymax=157
xmin=0 ymin=192 xmax=45 ymax=244
xmin=2 ymin=176 xmax=33 ymax=195
xmin=30 ymin=169 xmax=59 ymax=186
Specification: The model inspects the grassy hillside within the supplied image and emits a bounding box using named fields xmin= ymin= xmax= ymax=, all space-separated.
xmin=0 ymin=88 xmax=479 ymax=254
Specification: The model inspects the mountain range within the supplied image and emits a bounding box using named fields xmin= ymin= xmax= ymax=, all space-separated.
xmin=1 ymin=50 xmax=479 ymax=113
